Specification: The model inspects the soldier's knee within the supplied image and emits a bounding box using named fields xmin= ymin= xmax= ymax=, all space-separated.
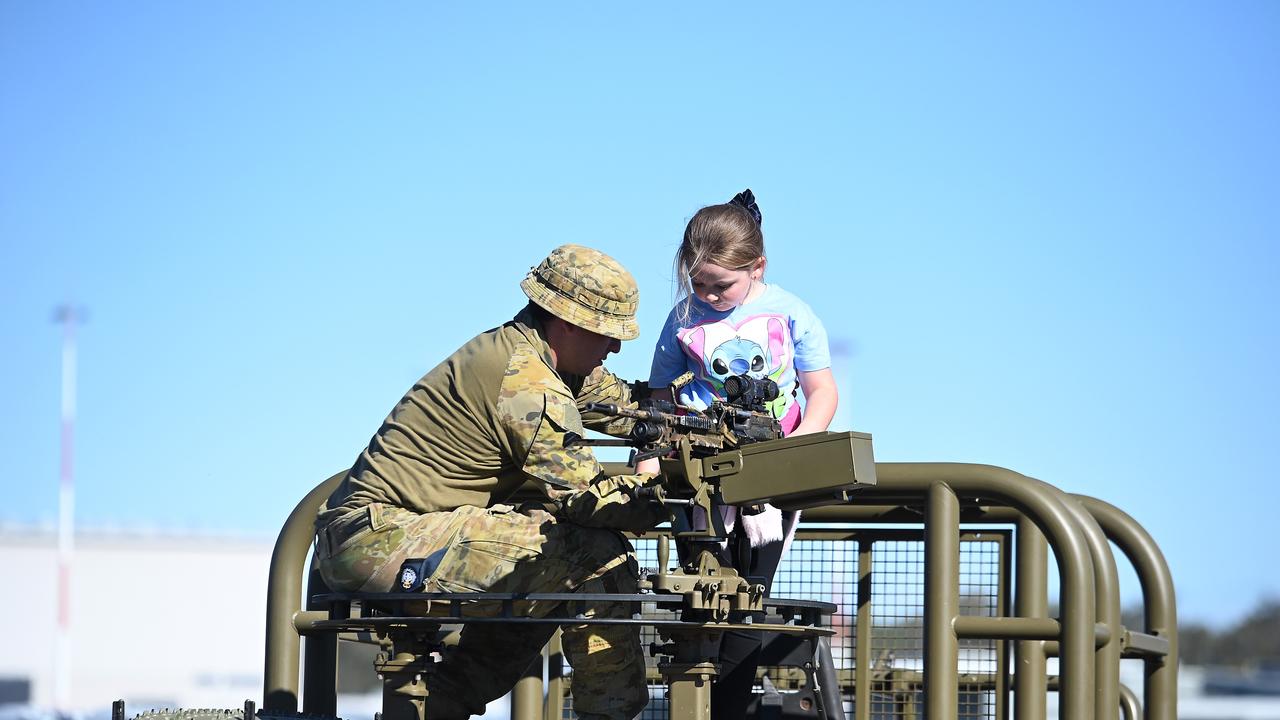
xmin=584 ymin=530 xmax=640 ymax=592
xmin=578 ymin=563 xmax=638 ymax=596
xmin=608 ymin=549 xmax=640 ymax=590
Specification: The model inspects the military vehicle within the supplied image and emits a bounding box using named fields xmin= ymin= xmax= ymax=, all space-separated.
xmin=111 ymin=388 xmax=1177 ymax=720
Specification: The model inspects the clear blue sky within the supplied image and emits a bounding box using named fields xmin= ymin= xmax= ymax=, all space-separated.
xmin=2 ymin=3 xmax=1276 ymax=628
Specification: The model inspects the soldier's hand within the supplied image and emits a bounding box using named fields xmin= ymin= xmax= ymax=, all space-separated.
xmin=631 ymin=481 xmax=667 ymax=505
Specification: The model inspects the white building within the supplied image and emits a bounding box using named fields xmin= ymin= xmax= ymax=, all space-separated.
xmin=0 ymin=525 xmax=274 ymax=715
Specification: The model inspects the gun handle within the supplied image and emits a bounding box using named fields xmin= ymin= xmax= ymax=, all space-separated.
xmin=657 ymin=533 xmax=670 ymax=572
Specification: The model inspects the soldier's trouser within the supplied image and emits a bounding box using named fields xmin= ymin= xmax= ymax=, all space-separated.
xmin=316 ymin=502 xmax=648 ymax=720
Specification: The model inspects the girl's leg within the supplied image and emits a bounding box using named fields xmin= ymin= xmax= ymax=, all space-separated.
xmin=712 ymin=537 xmax=789 ymax=720
xmin=713 ymin=626 xmax=765 ymax=720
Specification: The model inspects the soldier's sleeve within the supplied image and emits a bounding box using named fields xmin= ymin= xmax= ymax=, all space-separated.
xmin=498 ymin=367 xmax=665 ymax=531
xmin=576 ymin=365 xmax=637 ymax=438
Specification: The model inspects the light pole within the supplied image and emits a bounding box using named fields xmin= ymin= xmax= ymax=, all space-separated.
xmin=52 ymin=305 xmax=83 ymax=712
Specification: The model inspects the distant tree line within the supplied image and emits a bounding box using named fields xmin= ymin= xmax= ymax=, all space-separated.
xmin=1125 ymin=598 xmax=1280 ymax=667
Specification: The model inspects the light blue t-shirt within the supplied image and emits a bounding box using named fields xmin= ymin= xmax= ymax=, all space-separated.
xmin=649 ymin=283 xmax=831 ymax=428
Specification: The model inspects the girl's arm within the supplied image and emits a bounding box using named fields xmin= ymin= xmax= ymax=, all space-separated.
xmin=792 ymin=368 xmax=838 ymax=435
xmin=633 ymin=388 xmax=674 ymax=475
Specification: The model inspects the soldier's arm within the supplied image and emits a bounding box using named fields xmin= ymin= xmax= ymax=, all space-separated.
xmin=574 ymin=365 xmax=636 ymax=438
xmin=500 ymin=382 xmax=665 ymax=531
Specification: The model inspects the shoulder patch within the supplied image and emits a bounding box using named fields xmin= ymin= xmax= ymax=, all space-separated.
xmin=498 ymin=343 xmax=567 ymax=423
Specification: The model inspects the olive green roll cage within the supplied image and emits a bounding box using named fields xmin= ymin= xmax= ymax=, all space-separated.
xmin=262 ymin=462 xmax=1176 ymax=720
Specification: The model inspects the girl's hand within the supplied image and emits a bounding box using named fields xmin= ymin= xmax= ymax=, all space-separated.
xmin=792 ymin=368 xmax=838 ymax=435
xmin=635 ymin=456 xmax=661 ymax=475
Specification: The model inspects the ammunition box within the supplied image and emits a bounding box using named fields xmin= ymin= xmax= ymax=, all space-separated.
xmin=707 ymin=431 xmax=877 ymax=510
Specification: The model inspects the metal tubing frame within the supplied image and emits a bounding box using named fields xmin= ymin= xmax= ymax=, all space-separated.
xmin=513 ymin=657 xmax=544 ymax=720
xmin=1014 ymin=516 xmax=1048 ymax=720
xmin=953 ymin=616 xmax=1059 ymax=640
xmin=259 ymin=463 xmax=1175 ymax=720
xmin=864 ymin=463 xmax=1096 ymax=719
xmin=853 ymin=537 xmax=872 ymax=720
xmin=1119 ymin=684 xmax=1141 ymax=720
xmin=925 ymin=482 xmax=961 ymax=719
xmin=544 ymin=630 xmax=565 ymax=720
xmin=263 ymin=471 xmax=345 ymax=712
xmin=994 ymin=525 xmax=1012 ymax=720
xmin=804 ymin=480 xmax=1175 ymax=720
xmin=1075 ymin=495 xmax=1178 ymax=720
xmin=1062 ymin=497 xmax=1122 ymax=720
xmin=301 ymin=586 xmax=341 ymax=716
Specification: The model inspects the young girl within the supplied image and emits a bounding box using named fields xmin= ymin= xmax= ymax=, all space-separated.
xmin=641 ymin=189 xmax=838 ymax=718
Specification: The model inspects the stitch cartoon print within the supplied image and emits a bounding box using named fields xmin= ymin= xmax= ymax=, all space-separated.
xmin=677 ymin=313 xmax=793 ymax=417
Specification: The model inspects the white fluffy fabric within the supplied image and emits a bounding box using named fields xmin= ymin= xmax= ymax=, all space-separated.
xmin=698 ymin=504 xmax=802 ymax=552
xmin=739 ymin=504 xmax=785 ymax=545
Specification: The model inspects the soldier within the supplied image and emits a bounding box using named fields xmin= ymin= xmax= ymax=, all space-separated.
xmin=314 ymin=244 xmax=664 ymax=720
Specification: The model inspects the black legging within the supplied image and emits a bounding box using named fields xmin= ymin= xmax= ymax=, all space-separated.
xmin=710 ymin=535 xmax=786 ymax=720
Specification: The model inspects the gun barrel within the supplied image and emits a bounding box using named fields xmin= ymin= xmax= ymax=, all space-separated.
xmin=583 ymin=402 xmax=642 ymax=418
xmin=582 ymin=402 xmax=718 ymax=431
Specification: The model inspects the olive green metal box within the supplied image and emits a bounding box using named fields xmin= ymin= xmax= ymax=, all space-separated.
xmin=707 ymin=431 xmax=876 ymax=510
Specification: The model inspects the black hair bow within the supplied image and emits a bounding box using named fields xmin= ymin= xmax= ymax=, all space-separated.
xmin=729 ymin=189 xmax=762 ymax=226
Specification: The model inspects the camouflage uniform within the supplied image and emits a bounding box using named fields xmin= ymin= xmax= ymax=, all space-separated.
xmin=316 ymin=245 xmax=660 ymax=720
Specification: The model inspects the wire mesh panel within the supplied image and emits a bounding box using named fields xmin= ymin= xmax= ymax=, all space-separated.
xmin=958 ymin=533 xmax=1005 ymax=720
xmin=866 ymin=537 xmax=926 ymax=718
xmin=554 ymin=527 xmax=1009 ymax=720
xmin=773 ymin=535 xmax=860 ymax=664
xmin=851 ymin=531 xmax=1006 ymax=720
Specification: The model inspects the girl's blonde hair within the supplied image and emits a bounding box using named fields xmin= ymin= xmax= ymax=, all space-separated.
xmin=674 ymin=192 xmax=765 ymax=321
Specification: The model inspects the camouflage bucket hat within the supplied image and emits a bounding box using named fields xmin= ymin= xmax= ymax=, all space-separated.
xmin=520 ymin=244 xmax=640 ymax=341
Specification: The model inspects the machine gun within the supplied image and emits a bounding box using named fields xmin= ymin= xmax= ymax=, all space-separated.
xmin=577 ymin=372 xmax=784 ymax=544
xmin=582 ymin=372 xmax=785 ymax=464
xmin=576 ymin=372 xmax=877 ymax=542
xmin=573 ymin=371 xmax=876 ymax=631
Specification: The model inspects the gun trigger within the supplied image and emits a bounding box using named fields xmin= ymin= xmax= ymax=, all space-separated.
xmin=633 ymin=448 xmax=663 ymax=464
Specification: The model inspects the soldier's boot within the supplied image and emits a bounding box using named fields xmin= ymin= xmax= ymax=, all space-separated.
xmin=424 ymin=622 xmax=556 ymax=719
xmin=419 ymin=679 xmax=478 ymax=720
